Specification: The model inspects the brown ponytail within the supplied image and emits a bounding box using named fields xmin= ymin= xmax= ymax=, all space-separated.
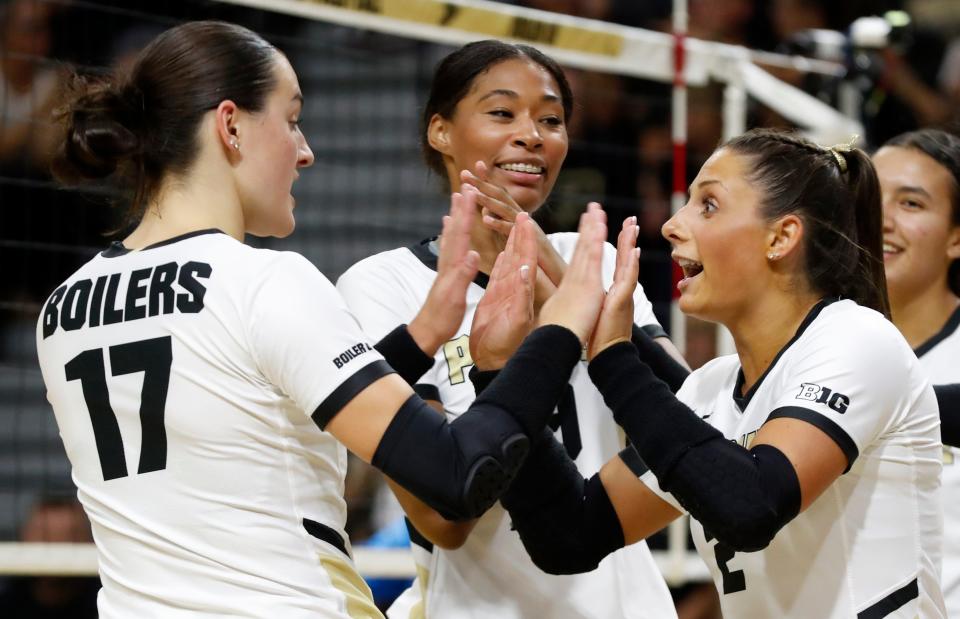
xmin=725 ymin=129 xmax=890 ymax=317
xmin=52 ymin=21 xmax=279 ymax=225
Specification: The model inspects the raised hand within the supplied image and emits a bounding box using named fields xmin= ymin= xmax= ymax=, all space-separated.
xmin=407 ymin=188 xmax=481 ymax=355
xmin=588 ymin=216 xmax=640 ymax=359
xmin=461 ymin=161 xmax=566 ymax=291
xmin=538 ymin=203 xmax=607 ymax=345
xmin=469 ymin=212 xmax=538 ymax=370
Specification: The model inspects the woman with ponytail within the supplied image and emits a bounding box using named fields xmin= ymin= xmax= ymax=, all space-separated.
xmin=875 ymin=128 xmax=960 ymax=616
xmin=38 ymin=21 xmax=611 ymax=618
xmin=489 ymin=128 xmax=946 ymax=618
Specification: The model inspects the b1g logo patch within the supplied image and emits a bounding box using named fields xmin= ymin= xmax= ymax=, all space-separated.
xmin=795 ymin=383 xmax=850 ymax=413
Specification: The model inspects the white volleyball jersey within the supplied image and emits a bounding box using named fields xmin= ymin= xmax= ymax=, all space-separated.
xmin=337 ymin=232 xmax=677 ymax=619
xmin=915 ymin=305 xmax=960 ymax=617
xmin=638 ymin=300 xmax=945 ymax=619
xmin=36 ymin=230 xmax=392 ymax=619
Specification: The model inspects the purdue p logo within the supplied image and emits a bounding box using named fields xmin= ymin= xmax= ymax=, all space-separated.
xmin=795 ymin=383 xmax=850 ymax=413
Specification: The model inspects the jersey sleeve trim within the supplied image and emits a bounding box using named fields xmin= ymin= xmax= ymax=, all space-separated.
xmin=413 ymin=383 xmax=440 ymax=402
xmin=618 ymin=446 xmax=649 ymax=477
xmin=856 ymin=577 xmax=917 ymax=619
xmin=311 ymin=360 xmax=395 ymax=430
xmin=640 ymin=323 xmax=668 ymax=340
xmin=767 ymin=405 xmax=858 ymax=472
xmin=914 ymin=304 xmax=960 ymax=358
xmin=408 ymin=240 xmax=489 ymax=288
xmin=303 ymin=518 xmax=350 ymax=557
xmin=404 ymin=517 xmax=435 ymax=553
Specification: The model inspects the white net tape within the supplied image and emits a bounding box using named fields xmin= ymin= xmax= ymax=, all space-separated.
xmin=0 ymin=542 xmax=710 ymax=582
xmin=219 ymin=0 xmax=862 ymax=143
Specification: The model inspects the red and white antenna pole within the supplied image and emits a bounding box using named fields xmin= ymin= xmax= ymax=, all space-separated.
xmin=669 ymin=0 xmax=688 ymax=355
xmin=665 ymin=5 xmax=692 ymax=585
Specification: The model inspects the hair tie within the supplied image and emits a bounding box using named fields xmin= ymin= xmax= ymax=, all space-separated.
xmin=823 ymin=135 xmax=859 ymax=174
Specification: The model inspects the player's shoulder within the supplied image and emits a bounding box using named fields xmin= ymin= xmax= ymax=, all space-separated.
xmin=254 ymin=248 xmax=336 ymax=291
xmin=545 ymin=231 xmax=579 ymax=256
xmin=788 ymin=300 xmax=922 ymax=398
xmin=339 ymin=245 xmax=432 ymax=284
xmin=340 ymin=245 xmax=420 ymax=274
xmin=337 ymin=244 xmax=441 ymax=302
xmin=803 ymin=300 xmax=909 ymax=360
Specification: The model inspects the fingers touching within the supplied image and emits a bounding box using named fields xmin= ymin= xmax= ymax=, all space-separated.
xmin=611 ymin=216 xmax=640 ymax=297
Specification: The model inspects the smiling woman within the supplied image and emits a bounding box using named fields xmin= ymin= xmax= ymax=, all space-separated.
xmin=495 ymin=128 xmax=946 ymax=619
xmin=874 ymin=129 xmax=960 ymax=616
xmin=337 ymin=40 xmax=681 ymax=619
xmin=423 ymin=56 xmax=568 ymax=213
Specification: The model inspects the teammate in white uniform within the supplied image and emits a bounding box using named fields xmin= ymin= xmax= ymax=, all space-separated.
xmin=38 ymin=22 xmax=614 ymax=618
xmin=497 ymin=129 xmax=946 ymax=618
xmin=875 ymin=129 xmax=960 ymax=616
xmin=338 ymin=40 xmax=680 ymax=619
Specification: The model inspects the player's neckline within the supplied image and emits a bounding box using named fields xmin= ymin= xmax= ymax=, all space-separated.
xmin=101 ymin=229 xmax=225 ymax=258
xmin=913 ymin=303 xmax=960 ymax=358
xmin=732 ymin=297 xmax=838 ymax=412
xmin=408 ymin=237 xmax=490 ymax=289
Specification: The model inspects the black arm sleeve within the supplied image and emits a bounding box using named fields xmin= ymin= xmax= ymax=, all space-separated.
xmin=630 ymin=324 xmax=689 ymax=393
xmin=499 ymin=430 xmax=626 ymax=575
xmin=588 ymin=342 xmax=801 ymax=552
xmin=370 ymin=325 xmax=582 ymax=520
xmin=935 ymin=383 xmax=960 ymax=447
xmin=468 ymin=366 xmax=498 ymax=395
xmin=472 ymin=367 xmax=626 ymax=574
xmin=374 ymin=324 xmax=434 ymax=385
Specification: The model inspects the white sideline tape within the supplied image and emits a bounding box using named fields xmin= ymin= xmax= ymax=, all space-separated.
xmin=0 ymin=543 xmax=710 ymax=583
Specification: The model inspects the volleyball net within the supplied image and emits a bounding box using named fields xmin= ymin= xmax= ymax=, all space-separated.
xmin=0 ymin=0 xmax=860 ymax=585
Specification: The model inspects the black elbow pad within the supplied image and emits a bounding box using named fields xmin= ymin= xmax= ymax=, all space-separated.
xmin=502 ymin=433 xmax=625 ymax=575
xmin=663 ymin=441 xmax=801 ymax=552
xmin=372 ymin=395 xmax=529 ymax=520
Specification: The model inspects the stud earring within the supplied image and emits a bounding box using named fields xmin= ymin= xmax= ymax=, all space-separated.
xmin=767 ymin=252 xmax=780 ymax=261
xmin=229 ymin=137 xmax=240 ymax=150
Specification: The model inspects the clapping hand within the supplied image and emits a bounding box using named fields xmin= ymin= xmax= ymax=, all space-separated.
xmin=537 ymin=203 xmax=607 ymax=345
xmin=461 ymin=162 xmax=565 ymax=307
xmin=407 ymin=188 xmax=481 ymax=355
xmin=588 ymin=216 xmax=640 ymax=359
xmin=469 ymin=212 xmax=538 ymax=370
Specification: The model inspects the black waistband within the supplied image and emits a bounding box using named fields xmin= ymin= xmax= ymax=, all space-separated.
xmin=303 ymin=518 xmax=349 ymax=558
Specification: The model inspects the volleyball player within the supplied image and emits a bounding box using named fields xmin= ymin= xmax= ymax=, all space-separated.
xmin=36 ymin=22 xmax=610 ymax=617
xmin=337 ymin=40 xmax=682 ymax=619
xmin=875 ymin=128 xmax=960 ymax=616
xmin=495 ymin=129 xmax=946 ymax=618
